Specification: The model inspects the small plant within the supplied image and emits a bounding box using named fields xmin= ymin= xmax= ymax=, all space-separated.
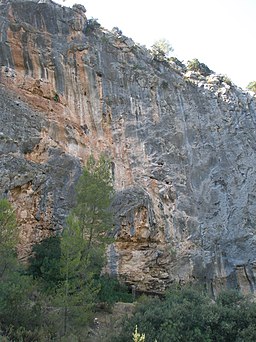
xmin=169 ymin=56 xmax=185 ymax=69
xmin=112 ymin=27 xmax=122 ymax=36
xmin=187 ymin=58 xmax=213 ymax=76
xmin=53 ymin=93 xmax=59 ymax=102
xmin=133 ymin=325 xmax=145 ymax=342
xmin=222 ymin=75 xmax=232 ymax=86
xmin=247 ymin=81 xmax=256 ymax=93
xmin=86 ymin=17 xmax=100 ymax=32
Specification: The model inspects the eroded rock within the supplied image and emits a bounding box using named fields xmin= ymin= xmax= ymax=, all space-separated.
xmin=0 ymin=0 xmax=256 ymax=294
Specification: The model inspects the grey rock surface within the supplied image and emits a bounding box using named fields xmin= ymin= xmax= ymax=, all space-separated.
xmin=0 ymin=85 xmax=81 ymax=257
xmin=0 ymin=0 xmax=256 ymax=293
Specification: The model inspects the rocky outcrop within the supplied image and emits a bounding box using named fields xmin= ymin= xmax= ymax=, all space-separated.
xmin=0 ymin=84 xmax=81 ymax=257
xmin=1 ymin=0 xmax=256 ymax=295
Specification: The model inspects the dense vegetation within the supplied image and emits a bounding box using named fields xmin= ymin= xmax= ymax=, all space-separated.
xmin=1 ymin=157 xmax=256 ymax=341
xmin=114 ymin=285 xmax=256 ymax=342
xmin=0 ymin=155 xmax=132 ymax=341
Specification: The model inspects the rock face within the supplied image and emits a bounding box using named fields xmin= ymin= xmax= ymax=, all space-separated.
xmin=1 ymin=0 xmax=256 ymax=295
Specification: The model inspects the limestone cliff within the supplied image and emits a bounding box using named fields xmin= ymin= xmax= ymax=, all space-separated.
xmin=1 ymin=0 xmax=256 ymax=295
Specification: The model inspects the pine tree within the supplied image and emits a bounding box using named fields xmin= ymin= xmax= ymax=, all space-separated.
xmin=0 ymin=198 xmax=17 ymax=278
xmin=56 ymin=155 xmax=115 ymax=337
xmin=151 ymin=39 xmax=173 ymax=61
xmin=56 ymin=217 xmax=99 ymax=336
xmin=0 ymin=200 xmax=49 ymax=340
xmin=72 ymin=155 xmax=114 ymax=262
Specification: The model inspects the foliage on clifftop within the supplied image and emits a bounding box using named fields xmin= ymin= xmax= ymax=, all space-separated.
xmin=247 ymin=81 xmax=256 ymax=93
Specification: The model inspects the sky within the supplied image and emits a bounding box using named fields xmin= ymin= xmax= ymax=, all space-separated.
xmin=55 ymin=0 xmax=256 ymax=89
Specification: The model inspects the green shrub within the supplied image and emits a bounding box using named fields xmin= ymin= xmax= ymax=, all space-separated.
xmin=222 ymin=75 xmax=232 ymax=86
xmin=28 ymin=236 xmax=62 ymax=292
xmin=96 ymin=275 xmax=133 ymax=307
xmin=114 ymin=285 xmax=256 ymax=342
xmin=247 ymin=81 xmax=256 ymax=92
xmin=0 ymin=199 xmax=17 ymax=279
xmin=187 ymin=58 xmax=213 ymax=76
xmin=169 ymin=56 xmax=186 ymax=69
xmin=53 ymin=93 xmax=59 ymax=102
xmin=86 ymin=17 xmax=100 ymax=32
xmin=0 ymin=273 xmax=55 ymax=341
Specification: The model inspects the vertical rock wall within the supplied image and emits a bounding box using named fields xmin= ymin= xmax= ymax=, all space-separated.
xmin=1 ymin=0 xmax=256 ymax=293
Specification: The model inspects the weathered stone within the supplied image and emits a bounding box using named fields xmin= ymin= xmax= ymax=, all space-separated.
xmin=0 ymin=84 xmax=81 ymax=258
xmin=0 ymin=0 xmax=256 ymax=294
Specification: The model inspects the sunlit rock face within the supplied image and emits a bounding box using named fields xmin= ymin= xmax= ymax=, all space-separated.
xmin=1 ymin=0 xmax=256 ymax=294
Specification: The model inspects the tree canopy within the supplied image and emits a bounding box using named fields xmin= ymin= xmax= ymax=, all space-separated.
xmin=0 ymin=156 xmax=119 ymax=340
xmin=151 ymin=39 xmax=174 ymax=61
xmin=54 ymin=154 xmax=115 ymax=338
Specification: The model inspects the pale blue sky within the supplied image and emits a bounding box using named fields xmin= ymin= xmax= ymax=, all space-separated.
xmin=56 ymin=0 xmax=256 ymax=89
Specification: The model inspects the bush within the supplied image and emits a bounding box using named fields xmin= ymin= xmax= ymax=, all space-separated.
xmin=86 ymin=17 xmax=100 ymax=32
xmin=222 ymin=75 xmax=232 ymax=86
xmin=96 ymin=275 xmax=133 ymax=308
xmin=247 ymin=81 xmax=256 ymax=93
xmin=114 ymin=285 xmax=256 ymax=342
xmin=169 ymin=56 xmax=186 ymax=69
xmin=112 ymin=27 xmax=122 ymax=36
xmin=0 ymin=273 xmax=55 ymax=341
xmin=28 ymin=236 xmax=62 ymax=292
xmin=0 ymin=198 xmax=17 ymax=279
xmin=187 ymin=58 xmax=213 ymax=76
